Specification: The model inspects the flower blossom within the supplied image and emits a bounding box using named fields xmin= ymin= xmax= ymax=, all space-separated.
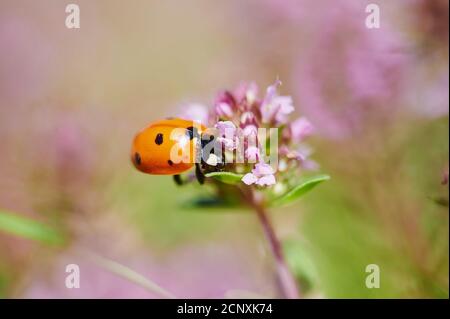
xmin=245 ymin=145 xmax=260 ymax=163
xmin=242 ymin=163 xmax=277 ymax=186
xmin=215 ymin=102 xmax=234 ymax=118
xmin=179 ymin=103 xmax=210 ymax=125
xmin=215 ymin=121 xmax=238 ymax=150
xmin=178 ymin=80 xmax=318 ymax=188
xmin=289 ymin=117 xmax=314 ymax=142
xmin=234 ymin=82 xmax=258 ymax=105
xmin=260 ymin=80 xmax=295 ymax=124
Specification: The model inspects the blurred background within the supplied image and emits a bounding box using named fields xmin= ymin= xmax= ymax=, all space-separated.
xmin=0 ymin=0 xmax=448 ymax=298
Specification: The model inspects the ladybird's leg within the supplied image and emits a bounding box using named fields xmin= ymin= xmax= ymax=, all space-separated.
xmin=195 ymin=163 xmax=205 ymax=184
xmin=217 ymin=145 xmax=226 ymax=170
xmin=186 ymin=126 xmax=200 ymax=140
xmin=173 ymin=174 xmax=183 ymax=186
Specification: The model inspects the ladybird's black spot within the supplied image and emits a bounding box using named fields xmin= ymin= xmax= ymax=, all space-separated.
xmin=168 ymin=159 xmax=173 ymax=166
xmin=186 ymin=126 xmax=198 ymax=140
xmin=155 ymin=133 xmax=163 ymax=145
xmin=134 ymin=152 xmax=141 ymax=165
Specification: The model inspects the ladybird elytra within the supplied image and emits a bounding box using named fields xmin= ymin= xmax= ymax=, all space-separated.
xmin=131 ymin=118 xmax=207 ymax=175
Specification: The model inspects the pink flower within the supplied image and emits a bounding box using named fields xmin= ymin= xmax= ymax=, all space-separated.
xmin=260 ymin=81 xmax=295 ymax=124
xmin=217 ymin=136 xmax=236 ymax=150
xmin=291 ymin=1 xmax=408 ymax=138
xmin=290 ymin=117 xmax=314 ymax=142
xmin=245 ymin=146 xmax=260 ymax=162
xmin=285 ymin=145 xmax=319 ymax=171
xmin=242 ymin=124 xmax=258 ymax=137
xmin=215 ymin=102 xmax=234 ymax=118
xmin=301 ymin=159 xmax=319 ymax=171
xmin=214 ymin=91 xmax=236 ymax=108
xmin=240 ymin=111 xmax=257 ymax=126
xmin=234 ymin=82 xmax=259 ymax=105
xmin=215 ymin=121 xmax=237 ymax=150
xmin=0 ymin=16 xmax=55 ymax=105
xmin=175 ymin=80 xmax=319 ymax=190
xmin=179 ymin=103 xmax=210 ymax=125
xmin=242 ymin=163 xmax=276 ymax=186
xmin=215 ymin=121 xmax=236 ymax=136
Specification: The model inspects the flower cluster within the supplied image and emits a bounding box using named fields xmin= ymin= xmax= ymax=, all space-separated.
xmin=180 ymin=80 xmax=317 ymax=188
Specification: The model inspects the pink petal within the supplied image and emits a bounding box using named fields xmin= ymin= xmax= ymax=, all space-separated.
xmin=260 ymin=80 xmax=294 ymax=124
xmin=274 ymin=96 xmax=294 ymax=114
xmin=242 ymin=124 xmax=258 ymax=137
xmin=215 ymin=121 xmax=236 ymax=136
xmin=262 ymin=80 xmax=282 ymax=106
xmin=253 ymin=163 xmax=274 ymax=176
xmin=234 ymin=82 xmax=259 ymax=104
xmin=179 ymin=103 xmax=209 ymax=125
xmin=302 ymin=159 xmax=320 ymax=171
xmin=245 ymin=146 xmax=260 ymax=162
xmin=290 ymin=117 xmax=314 ymax=142
xmin=242 ymin=173 xmax=257 ymax=185
xmin=217 ymin=137 xmax=236 ymax=150
xmin=260 ymin=81 xmax=282 ymax=123
xmin=240 ymin=111 xmax=257 ymax=125
xmin=256 ymin=174 xmax=276 ymax=186
xmin=215 ymin=102 xmax=234 ymax=118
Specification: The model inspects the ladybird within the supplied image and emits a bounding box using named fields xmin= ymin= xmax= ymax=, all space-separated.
xmin=131 ymin=118 xmax=211 ymax=184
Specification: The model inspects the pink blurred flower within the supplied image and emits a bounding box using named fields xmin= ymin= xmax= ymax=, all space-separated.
xmin=23 ymin=242 xmax=274 ymax=298
xmin=289 ymin=117 xmax=314 ymax=142
xmin=0 ymin=16 xmax=54 ymax=105
xmin=287 ymin=1 xmax=408 ymax=139
xmin=179 ymin=103 xmax=210 ymax=125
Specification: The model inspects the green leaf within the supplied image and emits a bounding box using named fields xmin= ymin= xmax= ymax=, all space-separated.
xmin=182 ymin=196 xmax=241 ymax=209
xmin=0 ymin=210 xmax=64 ymax=245
xmin=271 ymin=174 xmax=330 ymax=207
xmin=205 ymin=172 xmax=244 ymax=185
xmin=86 ymin=252 xmax=176 ymax=299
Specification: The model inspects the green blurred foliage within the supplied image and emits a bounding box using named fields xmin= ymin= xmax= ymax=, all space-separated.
xmin=110 ymin=172 xmax=249 ymax=249
xmin=285 ymin=117 xmax=449 ymax=298
xmin=0 ymin=210 xmax=65 ymax=246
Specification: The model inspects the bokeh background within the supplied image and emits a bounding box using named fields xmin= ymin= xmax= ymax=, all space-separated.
xmin=0 ymin=0 xmax=448 ymax=298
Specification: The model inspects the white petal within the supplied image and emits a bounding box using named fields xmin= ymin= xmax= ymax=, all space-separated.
xmin=253 ymin=163 xmax=274 ymax=176
xmin=256 ymin=174 xmax=276 ymax=186
xmin=206 ymin=154 xmax=218 ymax=166
xmin=242 ymin=173 xmax=257 ymax=185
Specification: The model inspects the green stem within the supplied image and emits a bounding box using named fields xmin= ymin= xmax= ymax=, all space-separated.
xmin=245 ymin=189 xmax=300 ymax=299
